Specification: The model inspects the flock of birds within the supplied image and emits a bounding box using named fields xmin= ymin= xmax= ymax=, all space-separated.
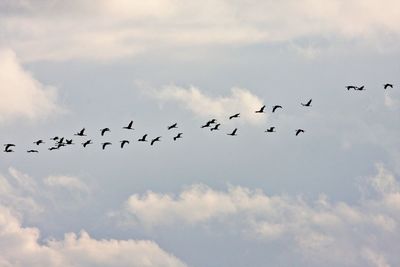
xmin=2 ymin=83 xmax=395 ymax=154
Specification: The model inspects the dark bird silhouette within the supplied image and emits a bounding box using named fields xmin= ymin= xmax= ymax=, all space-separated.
xmin=100 ymin=128 xmax=110 ymax=136
xmin=227 ymin=128 xmax=238 ymax=136
xmin=75 ymin=128 xmax=86 ymax=136
xmin=173 ymin=133 xmax=183 ymax=141
xmin=56 ymin=137 xmax=65 ymax=144
xmin=210 ymin=123 xmax=221 ymax=131
xmin=272 ymin=105 xmax=283 ymax=113
xmin=346 ymin=86 xmax=356 ymax=90
xmin=138 ymin=134 xmax=148 ymax=142
xmin=355 ymin=86 xmax=365 ymax=91
xmin=27 ymin=150 xmax=38 ymax=153
xmin=101 ymin=142 xmax=112 ymax=150
xmin=301 ymin=99 xmax=312 ymax=107
xmin=265 ymin=127 xmax=275 ymax=133
xmin=66 ymin=139 xmax=74 ymax=145
xmin=50 ymin=136 xmax=59 ymax=141
xmin=34 ymin=140 xmax=45 ymax=146
xmin=4 ymin=144 xmax=15 ymax=151
xmin=48 ymin=147 xmax=59 ymax=151
xmin=151 ymin=136 xmax=161 ymax=146
xmin=384 ymin=83 xmax=393 ymax=89
xmin=208 ymin=119 xmax=217 ymax=124
xmin=168 ymin=123 xmax=178 ymax=130
xmin=295 ymin=129 xmax=305 ymax=136
xmin=255 ymin=105 xmax=266 ymax=113
xmin=229 ymin=113 xmax=240 ymax=120
xmin=82 ymin=140 xmax=93 ymax=148
xmin=56 ymin=142 xmax=66 ymax=149
xmin=120 ymin=140 xmax=129 ymax=148
xmin=201 ymin=121 xmax=213 ymax=128
xmin=123 ymin=121 xmax=134 ymax=130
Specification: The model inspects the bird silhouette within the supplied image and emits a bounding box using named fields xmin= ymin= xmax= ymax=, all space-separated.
xmin=355 ymin=86 xmax=365 ymax=91
xmin=227 ymin=128 xmax=238 ymax=136
xmin=27 ymin=150 xmax=38 ymax=153
xmin=210 ymin=123 xmax=221 ymax=131
xmin=56 ymin=137 xmax=65 ymax=144
xmin=255 ymin=105 xmax=266 ymax=113
xmin=66 ymin=139 xmax=74 ymax=145
xmin=201 ymin=121 xmax=213 ymax=128
xmin=4 ymin=144 xmax=15 ymax=152
xmin=82 ymin=140 xmax=93 ymax=148
xmin=34 ymin=140 xmax=45 ymax=146
xmin=173 ymin=133 xmax=183 ymax=141
xmin=295 ymin=129 xmax=305 ymax=136
xmin=151 ymin=136 xmax=161 ymax=146
xmin=123 ymin=121 xmax=134 ymax=130
xmin=101 ymin=142 xmax=112 ymax=150
xmin=346 ymin=86 xmax=356 ymax=90
xmin=75 ymin=128 xmax=86 ymax=136
xmin=100 ymin=128 xmax=110 ymax=136
xmin=50 ymin=136 xmax=59 ymax=141
xmin=138 ymin=134 xmax=148 ymax=142
xmin=48 ymin=147 xmax=59 ymax=151
xmin=384 ymin=83 xmax=393 ymax=89
xmin=229 ymin=113 xmax=240 ymax=120
xmin=272 ymin=105 xmax=283 ymax=113
xmin=208 ymin=119 xmax=217 ymax=124
xmin=168 ymin=123 xmax=178 ymax=130
xmin=120 ymin=140 xmax=129 ymax=148
xmin=301 ymin=99 xmax=312 ymax=107
xmin=265 ymin=127 xmax=275 ymax=133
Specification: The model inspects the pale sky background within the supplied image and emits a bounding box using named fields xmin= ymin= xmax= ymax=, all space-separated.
xmin=1 ymin=1 xmax=400 ymax=266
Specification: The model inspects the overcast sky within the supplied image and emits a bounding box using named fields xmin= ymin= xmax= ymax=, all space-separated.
xmin=1 ymin=1 xmax=400 ymax=266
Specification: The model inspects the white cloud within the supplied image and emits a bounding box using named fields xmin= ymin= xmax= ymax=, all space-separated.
xmin=149 ymin=85 xmax=266 ymax=125
xmin=0 ymin=205 xmax=187 ymax=267
xmin=121 ymin=164 xmax=400 ymax=266
xmin=44 ymin=175 xmax=90 ymax=194
xmin=0 ymin=48 xmax=60 ymax=122
xmin=1 ymin=0 xmax=400 ymax=62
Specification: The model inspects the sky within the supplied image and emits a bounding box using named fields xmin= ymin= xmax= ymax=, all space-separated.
xmin=0 ymin=1 xmax=400 ymax=266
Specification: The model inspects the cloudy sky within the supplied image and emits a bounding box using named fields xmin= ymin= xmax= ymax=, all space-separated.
xmin=1 ymin=1 xmax=400 ymax=266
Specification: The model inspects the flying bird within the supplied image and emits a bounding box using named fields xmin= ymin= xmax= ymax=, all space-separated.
xmin=295 ymin=129 xmax=305 ymax=136
xmin=123 ymin=121 xmax=134 ymax=130
xmin=151 ymin=136 xmax=161 ymax=146
xmin=82 ymin=140 xmax=93 ymax=148
xmin=50 ymin=136 xmax=59 ymax=141
xmin=101 ymin=142 xmax=112 ymax=150
xmin=355 ymin=86 xmax=365 ymax=91
xmin=255 ymin=105 xmax=266 ymax=113
xmin=229 ymin=113 xmax=240 ymax=120
xmin=48 ymin=147 xmax=59 ymax=151
xmin=301 ymin=99 xmax=312 ymax=107
xmin=120 ymin=140 xmax=129 ymax=148
xmin=66 ymin=139 xmax=74 ymax=145
xmin=34 ymin=140 xmax=45 ymax=146
xmin=27 ymin=150 xmax=38 ymax=153
xmin=168 ymin=123 xmax=178 ymax=130
xmin=384 ymin=83 xmax=393 ymax=89
xmin=138 ymin=134 xmax=148 ymax=142
xmin=227 ymin=128 xmax=238 ymax=136
xmin=272 ymin=105 xmax=283 ymax=113
xmin=100 ymin=128 xmax=111 ymax=136
xmin=173 ymin=133 xmax=183 ymax=141
xmin=265 ymin=127 xmax=275 ymax=133
xmin=346 ymin=86 xmax=356 ymax=90
xmin=208 ymin=119 xmax=217 ymax=124
xmin=4 ymin=144 xmax=15 ymax=151
xmin=201 ymin=121 xmax=213 ymax=128
xmin=210 ymin=124 xmax=221 ymax=131
xmin=75 ymin=128 xmax=86 ymax=136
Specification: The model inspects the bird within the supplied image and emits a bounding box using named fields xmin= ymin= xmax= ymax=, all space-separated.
xmin=50 ymin=136 xmax=59 ymax=141
xmin=229 ymin=113 xmax=240 ymax=120
xmin=100 ymin=128 xmax=110 ymax=136
xmin=201 ymin=121 xmax=213 ymax=128
xmin=138 ymin=134 xmax=148 ymax=142
xmin=27 ymin=150 xmax=38 ymax=153
xmin=173 ymin=133 xmax=183 ymax=141
xmin=255 ymin=105 xmax=266 ymax=113
xmin=66 ymin=139 xmax=74 ymax=145
xmin=123 ymin=121 xmax=134 ymax=130
xmin=34 ymin=140 xmax=45 ymax=146
xmin=346 ymin=86 xmax=356 ymax=90
xmin=151 ymin=136 xmax=161 ymax=146
xmin=384 ymin=83 xmax=393 ymax=89
xmin=168 ymin=123 xmax=178 ymax=130
xmin=101 ymin=142 xmax=112 ymax=150
xmin=4 ymin=144 xmax=15 ymax=152
xmin=82 ymin=140 xmax=93 ymax=148
xmin=56 ymin=137 xmax=65 ymax=145
xmin=56 ymin=142 xmax=66 ymax=149
xmin=301 ymin=99 xmax=312 ymax=107
xmin=210 ymin=124 xmax=221 ymax=131
xmin=120 ymin=140 xmax=129 ymax=148
xmin=265 ymin=127 xmax=275 ymax=133
xmin=355 ymin=86 xmax=365 ymax=91
xmin=295 ymin=129 xmax=305 ymax=136
xmin=272 ymin=105 xmax=283 ymax=113
xmin=48 ymin=147 xmax=59 ymax=151
xmin=208 ymin=119 xmax=217 ymax=124
xmin=227 ymin=128 xmax=238 ymax=136
xmin=75 ymin=128 xmax=86 ymax=136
